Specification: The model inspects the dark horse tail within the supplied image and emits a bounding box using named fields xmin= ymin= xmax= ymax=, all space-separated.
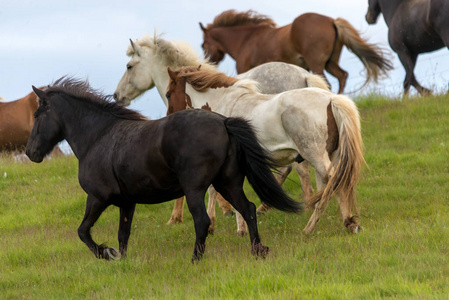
xmin=334 ymin=18 xmax=393 ymax=85
xmin=224 ymin=117 xmax=302 ymax=213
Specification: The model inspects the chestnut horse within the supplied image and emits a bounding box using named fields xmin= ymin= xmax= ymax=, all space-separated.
xmin=200 ymin=10 xmax=393 ymax=93
xmin=0 ymin=89 xmax=63 ymax=155
xmin=366 ymin=0 xmax=449 ymax=95
xmin=164 ymin=66 xmax=366 ymax=234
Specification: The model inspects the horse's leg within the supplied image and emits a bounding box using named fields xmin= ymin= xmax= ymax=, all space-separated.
xmin=213 ymin=182 xmax=268 ymax=258
xmin=206 ymin=186 xmax=217 ymax=234
xmin=215 ymin=190 xmax=234 ymax=216
xmin=78 ymin=195 xmax=117 ymax=260
xmin=235 ymin=211 xmax=248 ymax=236
xmin=294 ymin=161 xmax=314 ymax=202
xmin=256 ymin=164 xmax=292 ymax=215
xmin=324 ymin=40 xmax=347 ymax=94
xmin=167 ymin=197 xmax=184 ymax=224
xmin=118 ymin=203 xmax=136 ymax=258
xmin=303 ymin=158 xmax=333 ymax=235
xmin=395 ymin=48 xmax=430 ymax=95
xmin=336 ymin=192 xmax=360 ymax=234
xmin=185 ymin=190 xmax=211 ymax=263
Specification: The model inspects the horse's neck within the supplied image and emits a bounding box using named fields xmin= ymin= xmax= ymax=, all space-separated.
xmin=185 ymin=84 xmax=255 ymax=116
xmin=379 ymin=0 xmax=405 ymax=25
xmin=211 ymin=26 xmax=264 ymax=59
xmin=53 ymin=99 xmax=117 ymax=158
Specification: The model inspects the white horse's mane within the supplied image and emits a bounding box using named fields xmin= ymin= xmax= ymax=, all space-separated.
xmin=127 ymin=34 xmax=217 ymax=72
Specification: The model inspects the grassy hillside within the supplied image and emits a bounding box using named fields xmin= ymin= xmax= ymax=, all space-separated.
xmin=1 ymin=94 xmax=448 ymax=299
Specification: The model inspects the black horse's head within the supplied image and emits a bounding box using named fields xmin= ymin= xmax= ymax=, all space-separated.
xmin=366 ymin=0 xmax=381 ymax=24
xmin=25 ymin=86 xmax=64 ymax=162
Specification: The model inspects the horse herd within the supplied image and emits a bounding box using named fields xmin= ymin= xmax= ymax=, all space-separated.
xmin=3 ymin=5 xmax=449 ymax=262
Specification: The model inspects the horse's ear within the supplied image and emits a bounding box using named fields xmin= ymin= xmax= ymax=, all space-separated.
xmin=129 ymin=39 xmax=140 ymax=56
xmin=199 ymin=22 xmax=207 ymax=33
xmin=32 ymin=85 xmax=46 ymax=101
xmin=167 ymin=67 xmax=177 ymax=80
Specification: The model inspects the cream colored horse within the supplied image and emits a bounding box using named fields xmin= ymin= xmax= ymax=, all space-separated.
xmin=114 ymin=35 xmax=331 ymax=234
xmin=165 ymin=67 xmax=365 ymax=234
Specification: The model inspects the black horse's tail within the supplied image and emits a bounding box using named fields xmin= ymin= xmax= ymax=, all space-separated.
xmin=224 ymin=117 xmax=302 ymax=213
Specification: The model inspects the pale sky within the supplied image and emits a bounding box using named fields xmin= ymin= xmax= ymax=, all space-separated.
xmin=1 ymin=0 xmax=448 ymax=120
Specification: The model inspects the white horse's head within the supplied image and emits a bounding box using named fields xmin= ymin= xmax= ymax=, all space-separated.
xmin=114 ymin=34 xmax=216 ymax=107
xmin=114 ymin=36 xmax=157 ymax=106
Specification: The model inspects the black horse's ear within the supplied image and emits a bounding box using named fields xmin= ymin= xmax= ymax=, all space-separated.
xmin=199 ymin=22 xmax=207 ymax=32
xmin=32 ymin=85 xmax=46 ymax=101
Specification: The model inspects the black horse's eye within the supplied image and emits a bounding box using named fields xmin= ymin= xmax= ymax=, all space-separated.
xmin=127 ymin=64 xmax=133 ymax=70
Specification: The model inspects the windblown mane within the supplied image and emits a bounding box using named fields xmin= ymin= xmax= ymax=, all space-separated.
xmin=178 ymin=67 xmax=259 ymax=93
xmin=127 ymin=34 xmax=217 ymax=71
xmin=207 ymin=10 xmax=277 ymax=29
xmin=46 ymin=77 xmax=147 ymax=121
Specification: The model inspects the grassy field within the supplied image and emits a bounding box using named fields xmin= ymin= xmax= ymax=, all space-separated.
xmin=1 ymin=94 xmax=449 ymax=299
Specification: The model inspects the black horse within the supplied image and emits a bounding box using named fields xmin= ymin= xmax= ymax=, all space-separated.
xmin=26 ymin=78 xmax=302 ymax=262
xmin=366 ymin=0 xmax=449 ymax=95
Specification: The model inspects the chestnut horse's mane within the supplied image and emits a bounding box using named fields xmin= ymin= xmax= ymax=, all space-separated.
xmin=207 ymin=9 xmax=277 ymax=29
xmin=127 ymin=34 xmax=217 ymax=71
xmin=177 ymin=66 xmax=259 ymax=93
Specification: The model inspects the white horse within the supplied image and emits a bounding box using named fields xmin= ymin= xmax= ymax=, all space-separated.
xmin=114 ymin=35 xmax=331 ymax=233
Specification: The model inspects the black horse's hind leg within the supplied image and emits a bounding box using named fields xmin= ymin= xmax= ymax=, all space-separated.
xmin=185 ymin=191 xmax=211 ymax=263
xmin=118 ymin=203 xmax=136 ymax=258
xmin=214 ymin=183 xmax=269 ymax=258
xmin=78 ymin=194 xmax=116 ymax=260
xmin=396 ymin=48 xmax=430 ymax=95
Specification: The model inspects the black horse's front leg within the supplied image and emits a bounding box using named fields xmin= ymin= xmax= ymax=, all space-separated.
xmin=78 ymin=194 xmax=119 ymax=260
xmin=118 ymin=203 xmax=136 ymax=258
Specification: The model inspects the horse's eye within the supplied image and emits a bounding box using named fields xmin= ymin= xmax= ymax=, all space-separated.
xmin=166 ymin=93 xmax=171 ymax=100
xmin=127 ymin=64 xmax=133 ymax=70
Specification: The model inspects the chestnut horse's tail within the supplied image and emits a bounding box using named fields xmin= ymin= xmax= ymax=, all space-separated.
xmin=305 ymin=95 xmax=365 ymax=213
xmin=224 ymin=117 xmax=303 ymax=214
xmin=334 ymin=18 xmax=393 ymax=84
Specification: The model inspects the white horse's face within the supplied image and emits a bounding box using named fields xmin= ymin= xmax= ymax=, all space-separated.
xmin=114 ymin=42 xmax=155 ymax=106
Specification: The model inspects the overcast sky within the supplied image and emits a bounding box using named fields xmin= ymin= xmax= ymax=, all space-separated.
xmin=1 ymin=0 xmax=449 ymax=120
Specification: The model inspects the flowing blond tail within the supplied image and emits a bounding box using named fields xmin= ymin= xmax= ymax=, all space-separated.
xmin=305 ymin=94 xmax=365 ymax=212
xmin=334 ymin=18 xmax=393 ymax=84
xmin=305 ymin=74 xmax=331 ymax=91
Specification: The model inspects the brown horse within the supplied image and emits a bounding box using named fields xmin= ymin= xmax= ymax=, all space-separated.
xmin=200 ymin=10 xmax=393 ymax=93
xmin=0 ymin=89 xmax=63 ymax=155
xmin=366 ymin=0 xmax=449 ymax=95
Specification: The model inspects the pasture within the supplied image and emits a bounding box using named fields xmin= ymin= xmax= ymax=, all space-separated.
xmin=1 ymin=94 xmax=449 ymax=299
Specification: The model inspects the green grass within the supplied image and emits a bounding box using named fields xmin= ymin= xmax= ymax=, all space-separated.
xmin=1 ymin=94 xmax=449 ymax=299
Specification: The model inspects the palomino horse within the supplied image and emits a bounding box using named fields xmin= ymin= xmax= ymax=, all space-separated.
xmin=366 ymin=0 xmax=449 ymax=95
xmin=26 ymin=78 xmax=301 ymax=262
xmin=165 ymin=66 xmax=365 ymax=234
xmin=0 ymin=89 xmax=62 ymax=155
xmin=200 ymin=9 xmax=393 ymax=93
xmin=113 ymin=35 xmax=329 ymax=230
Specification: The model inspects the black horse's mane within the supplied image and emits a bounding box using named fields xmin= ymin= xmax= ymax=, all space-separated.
xmin=45 ymin=77 xmax=147 ymax=121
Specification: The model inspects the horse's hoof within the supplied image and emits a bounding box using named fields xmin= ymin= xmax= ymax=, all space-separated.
xmin=252 ymin=244 xmax=269 ymax=259
xmin=237 ymin=230 xmax=247 ymax=237
xmin=208 ymin=227 xmax=215 ymax=235
xmin=166 ymin=217 xmax=183 ymax=225
xmin=106 ymin=247 xmax=121 ymax=260
xmin=223 ymin=210 xmax=234 ymax=217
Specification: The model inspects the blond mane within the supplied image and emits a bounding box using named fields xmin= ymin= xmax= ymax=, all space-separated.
xmin=127 ymin=34 xmax=217 ymax=71
xmin=207 ymin=10 xmax=277 ymax=29
xmin=177 ymin=67 xmax=259 ymax=93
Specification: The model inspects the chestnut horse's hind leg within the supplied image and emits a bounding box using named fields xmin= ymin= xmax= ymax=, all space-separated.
xmin=167 ymin=197 xmax=185 ymax=224
xmin=185 ymin=191 xmax=211 ymax=263
xmin=118 ymin=203 xmax=136 ymax=258
xmin=78 ymin=195 xmax=119 ymax=260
